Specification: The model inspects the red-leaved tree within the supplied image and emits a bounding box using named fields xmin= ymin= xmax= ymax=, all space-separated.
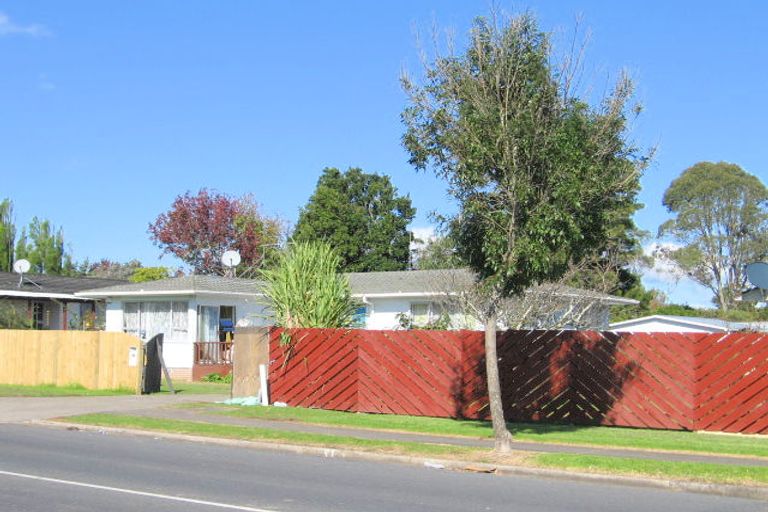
xmin=149 ymin=189 xmax=283 ymax=274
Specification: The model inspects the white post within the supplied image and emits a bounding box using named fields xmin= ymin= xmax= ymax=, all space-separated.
xmin=259 ymin=363 xmax=269 ymax=406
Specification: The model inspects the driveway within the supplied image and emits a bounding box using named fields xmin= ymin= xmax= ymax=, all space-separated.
xmin=0 ymin=393 xmax=227 ymax=423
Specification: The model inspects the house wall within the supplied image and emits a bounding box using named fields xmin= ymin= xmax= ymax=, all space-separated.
xmin=105 ymin=296 xmax=195 ymax=371
xmin=104 ymin=294 xmax=269 ymax=379
xmin=363 ymin=297 xmax=410 ymax=330
xmin=362 ymin=296 xmax=480 ymax=330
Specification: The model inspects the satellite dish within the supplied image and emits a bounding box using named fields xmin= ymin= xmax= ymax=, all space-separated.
xmin=746 ymin=262 xmax=768 ymax=289
xmin=13 ymin=259 xmax=30 ymax=274
xmin=221 ymin=250 xmax=241 ymax=268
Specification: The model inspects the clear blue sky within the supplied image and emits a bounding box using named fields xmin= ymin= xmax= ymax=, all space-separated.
xmin=1 ymin=1 xmax=766 ymax=306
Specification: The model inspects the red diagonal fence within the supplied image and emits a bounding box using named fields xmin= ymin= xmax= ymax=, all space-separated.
xmin=267 ymin=328 xmax=768 ymax=434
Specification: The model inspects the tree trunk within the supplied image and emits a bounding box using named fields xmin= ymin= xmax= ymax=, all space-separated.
xmin=484 ymin=313 xmax=513 ymax=452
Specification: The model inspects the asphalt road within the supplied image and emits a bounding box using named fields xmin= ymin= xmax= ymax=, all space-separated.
xmin=0 ymin=424 xmax=764 ymax=512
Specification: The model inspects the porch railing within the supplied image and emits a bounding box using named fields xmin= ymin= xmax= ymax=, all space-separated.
xmin=193 ymin=341 xmax=233 ymax=366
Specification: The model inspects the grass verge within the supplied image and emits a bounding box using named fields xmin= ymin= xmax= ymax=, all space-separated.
xmin=61 ymin=413 xmax=768 ymax=486
xmin=189 ymin=403 xmax=768 ymax=459
xmin=535 ymin=453 xmax=768 ymax=486
xmin=0 ymin=384 xmax=135 ymax=397
xmin=62 ymin=413 xmax=482 ymax=459
xmin=160 ymin=382 xmax=230 ymax=395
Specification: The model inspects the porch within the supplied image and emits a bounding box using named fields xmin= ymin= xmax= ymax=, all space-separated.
xmin=192 ymin=340 xmax=233 ymax=381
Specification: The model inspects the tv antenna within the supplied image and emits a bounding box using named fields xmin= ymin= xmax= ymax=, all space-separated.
xmin=221 ymin=250 xmax=241 ymax=277
xmin=13 ymin=259 xmax=31 ymax=288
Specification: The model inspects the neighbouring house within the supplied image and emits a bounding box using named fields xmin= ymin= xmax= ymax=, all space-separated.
xmin=346 ymin=269 xmax=638 ymax=330
xmin=76 ymin=275 xmax=268 ymax=381
xmin=0 ymin=271 xmax=126 ymax=330
xmin=609 ymin=315 xmax=768 ymax=333
xmin=78 ymin=269 xmax=637 ymax=381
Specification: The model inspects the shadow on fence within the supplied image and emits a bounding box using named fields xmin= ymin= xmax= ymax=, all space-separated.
xmin=265 ymin=327 xmax=768 ymax=434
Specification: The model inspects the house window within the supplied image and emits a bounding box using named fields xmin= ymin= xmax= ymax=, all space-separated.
xmin=351 ymin=305 xmax=368 ymax=328
xmin=409 ymin=302 xmax=449 ymax=328
xmin=172 ymin=302 xmax=189 ymax=338
xmin=32 ymin=302 xmax=45 ymax=330
xmin=219 ymin=305 xmax=236 ymax=342
xmin=197 ymin=305 xmax=236 ymax=342
xmin=123 ymin=301 xmax=188 ymax=341
xmin=410 ymin=303 xmax=431 ymax=326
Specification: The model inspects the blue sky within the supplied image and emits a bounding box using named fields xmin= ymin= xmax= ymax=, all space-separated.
xmin=1 ymin=1 xmax=766 ymax=307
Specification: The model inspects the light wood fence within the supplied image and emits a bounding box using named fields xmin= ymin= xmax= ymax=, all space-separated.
xmin=0 ymin=330 xmax=143 ymax=392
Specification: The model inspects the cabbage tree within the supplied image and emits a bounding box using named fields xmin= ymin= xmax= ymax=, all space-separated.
xmin=260 ymin=242 xmax=357 ymax=328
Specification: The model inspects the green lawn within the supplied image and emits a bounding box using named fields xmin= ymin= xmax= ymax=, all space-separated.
xmin=160 ymin=382 xmax=230 ymax=395
xmin=64 ymin=413 xmax=479 ymax=459
xmin=0 ymin=381 xmax=229 ymax=397
xmin=62 ymin=412 xmax=768 ymax=486
xmin=535 ymin=453 xmax=768 ymax=486
xmin=0 ymin=383 xmax=135 ymax=397
xmin=191 ymin=403 xmax=768 ymax=458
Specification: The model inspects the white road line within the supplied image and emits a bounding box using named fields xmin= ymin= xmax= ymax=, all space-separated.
xmin=0 ymin=469 xmax=279 ymax=512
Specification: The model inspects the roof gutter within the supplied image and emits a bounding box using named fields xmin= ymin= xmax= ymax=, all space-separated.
xmin=0 ymin=290 xmax=94 ymax=301
xmin=74 ymin=289 xmax=264 ymax=298
xmin=351 ymin=291 xmax=638 ymax=305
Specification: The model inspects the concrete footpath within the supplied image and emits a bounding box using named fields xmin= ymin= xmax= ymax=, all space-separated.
xmin=0 ymin=393 xmax=228 ymax=423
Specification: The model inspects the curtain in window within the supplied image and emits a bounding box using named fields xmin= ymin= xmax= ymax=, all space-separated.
xmin=124 ymin=303 xmax=140 ymax=336
xmin=141 ymin=302 xmax=171 ymax=341
xmin=172 ymin=302 xmax=188 ymax=338
xmin=198 ymin=306 xmax=219 ymax=342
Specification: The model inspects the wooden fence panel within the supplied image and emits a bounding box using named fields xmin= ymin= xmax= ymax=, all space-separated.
xmin=357 ymin=330 xmax=469 ymax=417
xmin=695 ymin=332 xmax=768 ymax=434
xmin=267 ymin=327 xmax=768 ymax=435
xmin=269 ymin=328 xmax=361 ymax=411
xmin=0 ymin=330 xmax=142 ymax=392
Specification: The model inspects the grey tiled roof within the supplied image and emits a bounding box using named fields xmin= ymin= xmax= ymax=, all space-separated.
xmin=77 ymin=268 xmax=635 ymax=305
xmin=77 ymin=274 xmax=263 ymax=296
xmin=346 ymin=269 xmax=475 ymax=295
xmin=0 ymin=271 xmax=126 ymax=297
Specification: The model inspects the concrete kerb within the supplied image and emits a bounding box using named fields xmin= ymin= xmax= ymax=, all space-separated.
xmin=36 ymin=420 xmax=768 ymax=502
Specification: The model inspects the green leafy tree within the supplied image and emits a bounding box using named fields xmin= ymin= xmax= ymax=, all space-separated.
xmin=260 ymin=242 xmax=357 ymax=328
xmin=149 ymin=189 xmax=283 ymax=275
xmin=130 ymin=266 xmax=171 ymax=283
xmin=659 ymin=162 xmax=768 ymax=310
xmin=293 ymin=168 xmax=416 ymax=272
xmin=413 ymin=235 xmax=464 ymax=270
xmin=402 ymin=13 xmax=647 ymax=451
xmin=0 ymin=199 xmax=15 ymax=272
xmin=79 ymin=259 xmax=143 ymax=279
xmin=15 ymin=217 xmax=66 ymax=274
xmin=0 ymin=300 xmax=31 ymax=329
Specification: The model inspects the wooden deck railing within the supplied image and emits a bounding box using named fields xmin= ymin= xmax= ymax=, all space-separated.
xmin=193 ymin=341 xmax=233 ymax=365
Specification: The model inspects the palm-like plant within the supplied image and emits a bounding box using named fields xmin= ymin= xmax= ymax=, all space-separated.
xmin=260 ymin=242 xmax=357 ymax=328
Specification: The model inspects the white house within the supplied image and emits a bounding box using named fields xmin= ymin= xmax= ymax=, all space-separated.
xmin=78 ymin=275 xmax=268 ymax=381
xmin=609 ymin=315 xmax=768 ymax=333
xmin=78 ymin=269 xmax=637 ymax=380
